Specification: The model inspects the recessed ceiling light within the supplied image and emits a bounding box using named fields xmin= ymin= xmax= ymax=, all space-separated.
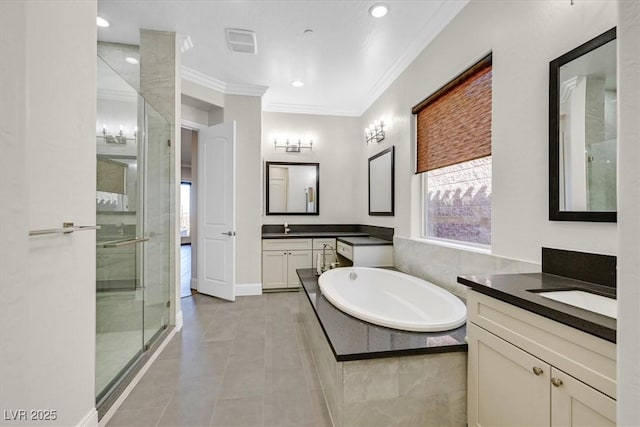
xmin=125 ymin=57 xmax=139 ymax=65
xmin=369 ymin=3 xmax=389 ymax=18
xmin=291 ymin=80 xmax=305 ymax=87
xmin=96 ymin=16 xmax=110 ymax=28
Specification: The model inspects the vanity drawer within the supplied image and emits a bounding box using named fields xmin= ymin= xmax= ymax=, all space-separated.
xmin=312 ymin=238 xmax=336 ymax=250
xmin=262 ymin=238 xmax=312 ymax=251
xmin=336 ymin=241 xmax=353 ymax=260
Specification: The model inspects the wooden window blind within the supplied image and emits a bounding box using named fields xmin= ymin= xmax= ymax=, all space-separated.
xmin=413 ymin=54 xmax=492 ymax=174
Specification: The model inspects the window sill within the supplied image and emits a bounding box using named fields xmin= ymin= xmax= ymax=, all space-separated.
xmin=411 ymin=236 xmax=491 ymax=255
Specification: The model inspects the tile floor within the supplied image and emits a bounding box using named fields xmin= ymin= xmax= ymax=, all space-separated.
xmin=107 ymin=291 xmax=332 ymax=427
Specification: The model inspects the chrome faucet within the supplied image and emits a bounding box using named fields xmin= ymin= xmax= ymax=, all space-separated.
xmin=321 ymin=243 xmax=340 ymax=273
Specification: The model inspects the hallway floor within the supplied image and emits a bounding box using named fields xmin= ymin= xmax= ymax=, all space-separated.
xmin=106 ymin=292 xmax=332 ymax=427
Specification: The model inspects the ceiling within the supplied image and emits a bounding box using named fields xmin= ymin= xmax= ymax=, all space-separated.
xmin=97 ymin=0 xmax=468 ymax=116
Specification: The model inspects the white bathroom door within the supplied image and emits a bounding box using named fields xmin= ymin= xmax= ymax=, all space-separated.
xmin=197 ymin=121 xmax=236 ymax=301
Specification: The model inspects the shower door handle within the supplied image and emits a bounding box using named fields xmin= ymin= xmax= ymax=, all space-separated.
xmin=29 ymin=222 xmax=101 ymax=236
xmin=101 ymin=236 xmax=150 ymax=248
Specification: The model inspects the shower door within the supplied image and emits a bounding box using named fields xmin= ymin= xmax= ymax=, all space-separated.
xmin=95 ymin=57 xmax=170 ymax=404
xmin=141 ymin=101 xmax=171 ymax=349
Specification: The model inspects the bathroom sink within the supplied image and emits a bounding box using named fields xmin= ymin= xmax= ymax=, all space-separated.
xmin=536 ymin=290 xmax=617 ymax=319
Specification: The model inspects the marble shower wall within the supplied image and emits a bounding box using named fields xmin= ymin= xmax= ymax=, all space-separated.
xmin=394 ymin=236 xmax=540 ymax=298
xmin=139 ymin=29 xmax=181 ymax=325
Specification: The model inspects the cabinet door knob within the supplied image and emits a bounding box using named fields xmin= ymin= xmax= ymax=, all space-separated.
xmin=532 ymin=366 xmax=544 ymax=376
xmin=551 ymin=377 xmax=563 ymax=387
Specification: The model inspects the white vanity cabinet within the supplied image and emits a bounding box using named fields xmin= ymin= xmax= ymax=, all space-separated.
xmin=467 ymin=291 xmax=616 ymax=427
xmin=262 ymin=239 xmax=312 ymax=290
xmin=336 ymin=238 xmax=393 ymax=267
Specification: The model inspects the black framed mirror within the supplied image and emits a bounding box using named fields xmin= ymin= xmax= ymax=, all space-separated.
xmin=265 ymin=161 xmax=319 ymax=215
xmin=368 ymin=146 xmax=394 ymax=216
xmin=549 ymin=28 xmax=617 ymax=222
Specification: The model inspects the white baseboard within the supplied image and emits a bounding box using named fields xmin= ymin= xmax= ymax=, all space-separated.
xmin=98 ymin=327 xmax=178 ymax=427
xmin=190 ymin=277 xmax=197 ymax=290
xmin=235 ymin=282 xmax=262 ymax=296
xmin=77 ymin=408 xmax=98 ymax=427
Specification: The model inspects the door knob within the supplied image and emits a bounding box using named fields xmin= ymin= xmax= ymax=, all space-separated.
xmin=532 ymin=366 xmax=544 ymax=376
xmin=221 ymin=231 xmax=236 ymax=236
xmin=551 ymin=377 xmax=563 ymax=387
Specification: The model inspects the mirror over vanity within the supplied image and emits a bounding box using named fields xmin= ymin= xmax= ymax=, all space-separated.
xmin=549 ymin=28 xmax=617 ymax=222
xmin=369 ymin=146 xmax=395 ymax=216
xmin=266 ymin=161 xmax=319 ymax=215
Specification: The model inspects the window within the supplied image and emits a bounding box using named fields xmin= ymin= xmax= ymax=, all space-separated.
xmin=423 ymin=157 xmax=491 ymax=245
xmin=413 ymin=54 xmax=492 ymax=246
xmin=180 ymin=182 xmax=191 ymax=238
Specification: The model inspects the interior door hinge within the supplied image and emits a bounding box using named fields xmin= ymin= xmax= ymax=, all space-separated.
xmin=167 ymin=139 xmax=172 ymax=147
xmin=166 ymin=300 xmax=171 ymax=308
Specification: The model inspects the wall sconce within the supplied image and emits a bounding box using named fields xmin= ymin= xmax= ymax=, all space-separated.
xmin=100 ymin=124 xmax=137 ymax=144
xmin=274 ymin=138 xmax=313 ymax=153
xmin=364 ymin=120 xmax=385 ymax=144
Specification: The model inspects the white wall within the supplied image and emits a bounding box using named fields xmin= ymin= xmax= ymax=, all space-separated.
xmin=358 ymin=0 xmax=617 ymax=264
xmin=262 ymin=112 xmax=361 ymax=225
xmin=182 ymin=103 xmax=209 ymax=126
xmin=224 ymin=95 xmax=263 ymax=285
xmin=1 ymin=1 xmax=98 ymax=426
xmin=617 ymin=0 xmax=640 ymax=423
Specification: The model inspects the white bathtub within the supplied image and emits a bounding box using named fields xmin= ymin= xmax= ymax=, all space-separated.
xmin=318 ymin=267 xmax=466 ymax=332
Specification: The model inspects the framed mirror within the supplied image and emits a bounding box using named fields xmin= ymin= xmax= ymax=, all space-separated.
xmin=369 ymin=146 xmax=394 ymax=216
xmin=549 ymin=28 xmax=617 ymax=222
xmin=265 ymin=161 xmax=319 ymax=215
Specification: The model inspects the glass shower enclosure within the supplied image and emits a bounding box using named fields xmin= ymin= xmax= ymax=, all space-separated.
xmin=95 ymin=57 xmax=171 ymax=404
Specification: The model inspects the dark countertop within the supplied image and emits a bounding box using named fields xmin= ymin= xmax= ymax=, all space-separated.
xmin=298 ymin=268 xmax=467 ymax=362
xmin=336 ymin=236 xmax=393 ymax=246
xmin=262 ymin=232 xmax=370 ymax=239
xmin=458 ymin=273 xmax=616 ymax=343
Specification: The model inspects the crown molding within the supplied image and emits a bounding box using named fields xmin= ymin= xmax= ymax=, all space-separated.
xmin=182 ymin=66 xmax=268 ymax=97
xmin=263 ymin=102 xmax=360 ymax=117
xmin=360 ymin=0 xmax=469 ymax=116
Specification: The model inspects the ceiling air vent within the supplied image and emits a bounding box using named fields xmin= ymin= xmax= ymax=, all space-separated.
xmin=225 ymin=28 xmax=257 ymax=54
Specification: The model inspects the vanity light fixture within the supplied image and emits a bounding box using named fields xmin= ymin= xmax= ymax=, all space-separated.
xmin=125 ymin=57 xmax=139 ymax=65
xmin=100 ymin=124 xmax=136 ymax=144
xmin=369 ymin=3 xmax=389 ymax=18
xmin=364 ymin=120 xmax=385 ymax=144
xmin=274 ymin=138 xmax=313 ymax=153
xmin=96 ymin=16 xmax=110 ymax=28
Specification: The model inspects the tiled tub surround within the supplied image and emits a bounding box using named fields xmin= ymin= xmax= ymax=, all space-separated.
xmin=393 ymin=236 xmax=540 ymax=299
xmin=298 ymin=269 xmax=467 ymax=426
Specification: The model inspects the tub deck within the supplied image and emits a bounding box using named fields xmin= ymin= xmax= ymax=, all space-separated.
xmin=297 ymin=268 xmax=467 ymax=362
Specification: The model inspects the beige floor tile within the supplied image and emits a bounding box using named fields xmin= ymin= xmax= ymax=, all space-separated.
xmin=106 ymin=408 xmax=164 ymax=427
xmin=210 ymin=396 xmax=264 ymax=427
xmin=107 ymin=293 xmax=331 ymax=427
